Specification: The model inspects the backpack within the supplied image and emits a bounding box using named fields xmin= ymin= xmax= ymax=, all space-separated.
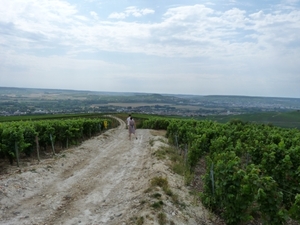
xmin=130 ymin=120 xmax=134 ymax=127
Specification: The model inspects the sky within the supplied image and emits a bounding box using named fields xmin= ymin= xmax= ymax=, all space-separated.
xmin=0 ymin=0 xmax=300 ymax=98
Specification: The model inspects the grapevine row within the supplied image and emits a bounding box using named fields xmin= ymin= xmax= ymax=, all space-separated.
xmin=0 ymin=117 xmax=115 ymax=164
xmin=142 ymin=117 xmax=300 ymax=224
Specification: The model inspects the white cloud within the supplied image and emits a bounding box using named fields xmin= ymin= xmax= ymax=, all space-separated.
xmin=90 ymin=11 xmax=99 ymax=20
xmin=108 ymin=12 xmax=127 ymax=20
xmin=248 ymin=9 xmax=300 ymax=50
xmin=0 ymin=0 xmax=88 ymax=43
xmin=0 ymin=1 xmax=300 ymax=97
xmin=283 ymin=0 xmax=300 ymax=5
xmin=221 ymin=8 xmax=247 ymax=28
xmin=0 ymin=50 xmax=129 ymax=91
xmin=249 ymin=10 xmax=264 ymax=20
xmin=163 ymin=4 xmax=214 ymax=22
xmin=108 ymin=6 xmax=154 ymax=19
xmin=1 ymin=2 xmax=299 ymax=59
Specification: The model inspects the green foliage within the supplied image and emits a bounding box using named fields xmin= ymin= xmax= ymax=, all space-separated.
xmin=152 ymin=193 xmax=162 ymax=199
xmin=142 ymin=117 xmax=300 ymax=224
xmin=289 ymin=194 xmax=300 ymax=221
xmin=0 ymin=117 xmax=115 ymax=164
xmin=22 ymin=123 xmax=37 ymax=157
xmin=151 ymin=201 xmax=164 ymax=210
xmin=141 ymin=117 xmax=171 ymax=130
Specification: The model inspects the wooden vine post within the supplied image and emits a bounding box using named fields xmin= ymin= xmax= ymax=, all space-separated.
xmin=49 ymin=134 xmax=55 ymax=156
xmin=35 ymin=136 xmax=40 ymax=162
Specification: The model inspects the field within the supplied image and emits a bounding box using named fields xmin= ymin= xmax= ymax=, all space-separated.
xmin=0 ymin=113 xmax=107 ymax=122
xmin=2 ymin=110 xmax=300 ymax=129
xmin=203 ymin=110 xmax=300 ymax=129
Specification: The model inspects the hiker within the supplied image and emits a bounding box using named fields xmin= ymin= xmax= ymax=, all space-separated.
xmin=126 ymin=114 xmax=131 ymax=129
xmin=128 ymin=117 xmax=137 ymax=140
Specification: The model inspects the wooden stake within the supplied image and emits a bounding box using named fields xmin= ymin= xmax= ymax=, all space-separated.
xmin=35 ymin=136 xmax=40 ymax=162
xmin=50 ymin=134 xmax=55 ymax=156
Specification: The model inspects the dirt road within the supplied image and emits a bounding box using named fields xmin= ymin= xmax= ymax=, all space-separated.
xmin=0 ymin=117 xmax=213 ymax=225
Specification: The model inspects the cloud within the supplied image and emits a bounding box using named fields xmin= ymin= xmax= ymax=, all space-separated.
xmin=1 ymin=1 xmax=300 ymax=97
xmin=0 ymin=49 xmax=129 ymax=91
xmin=0 ymin=1 xmax=299 ymax=63
xmin=108 ymin=6 xmax=155 ymax=19
xmin=108 ymin=12 xmax=126 ymax=20
xmin=90 ymin=11 xmax=99 ymax=20
xmin=0 ymin=0 xmax=92 ymax=55
xmin=248 ymin=9 xmax=300 ymax=49
xmin=283 ymin=0 xmax=300 ymax=5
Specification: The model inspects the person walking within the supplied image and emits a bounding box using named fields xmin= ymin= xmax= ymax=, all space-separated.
xmin=126 ymin=114 xmax=131 ymax=134
xmin=126 ymin=114 xmax=131 ymax=128
xmin=128 ymin=117 xmax=137 ymax=140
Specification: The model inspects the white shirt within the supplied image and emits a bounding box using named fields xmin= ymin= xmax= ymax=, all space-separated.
xmin=127 ymin=117 xmax=131 ymax=126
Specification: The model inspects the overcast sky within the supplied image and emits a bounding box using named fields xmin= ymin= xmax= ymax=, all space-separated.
xmin=1 ymin=0 xmax=300 ymax=98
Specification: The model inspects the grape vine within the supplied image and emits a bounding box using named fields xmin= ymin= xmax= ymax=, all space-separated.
xmin=142 ymin=117 xmax=300 ymax=224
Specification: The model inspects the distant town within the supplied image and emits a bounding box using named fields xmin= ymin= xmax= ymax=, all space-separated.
xmin=1 ymin=87 xmax=300 ymax=117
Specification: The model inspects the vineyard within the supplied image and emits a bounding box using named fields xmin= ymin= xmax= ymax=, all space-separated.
xmin=141 ymin=117 xmax=300 ymax=224
xmin=1 ymin=113 xmax=300 ymax=224
xmin=0 ymin=116 xmax=117 ymax=166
